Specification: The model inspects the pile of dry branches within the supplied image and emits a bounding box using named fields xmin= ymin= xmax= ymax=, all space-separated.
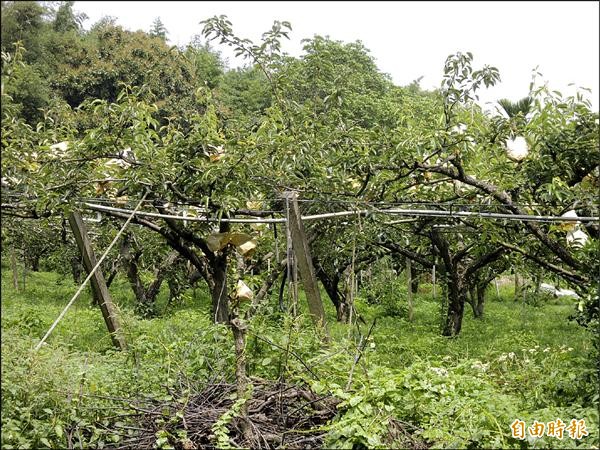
xmin=112 ymin=378 xmax=338 ymax=449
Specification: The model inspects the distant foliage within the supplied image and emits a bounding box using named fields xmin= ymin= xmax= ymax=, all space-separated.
xmin=149 ymin=17 xmax=168 ymax=40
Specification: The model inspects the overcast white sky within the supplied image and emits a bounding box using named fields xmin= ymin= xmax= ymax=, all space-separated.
xmin=73 ymin=1 xmax=599 ymax=111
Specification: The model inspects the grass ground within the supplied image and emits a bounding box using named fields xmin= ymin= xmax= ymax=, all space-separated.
xmin=1 ymin=268 xmax=598 ymax=449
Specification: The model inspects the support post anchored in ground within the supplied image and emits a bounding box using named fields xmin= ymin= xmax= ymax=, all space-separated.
xmin=285 ymin=191 xmax=329 ymax=339
xmin=406 ymin=249 xmax=414 ymax=321
xmin=68 ymin=212 xmax=126 ymax=350
xmin=35 ymin=195 xmax=146 ymax=352
xmin=284 ymin=194 xmax=298 ymax=315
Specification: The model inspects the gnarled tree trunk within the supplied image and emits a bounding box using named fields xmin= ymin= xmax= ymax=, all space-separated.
xmin=120 ymin=233 xmax=181 ymax=317
xmin=474 ymin=284 xmax=486 ymax=318
xmin=410 ymin=264 xmax=420 ymax=294
xmin=468 ymin=286 xmax=478 ymax=317
xmin=443 ymin=266 xmax=467 ymax=336
xmin=468 ymin=283 xmax=486 ymax=318
xmin=30 ymin=255 xmax=40 ymax=272
xmin=210 ymin=251 xmax=229 ymax=323
xmin=431 ymin=230 xmax=466 ymax=337
xmin=70 ymin=255 xmax=82 ymax=284
xmin=316 ymin=265 xmax=349 ymax=322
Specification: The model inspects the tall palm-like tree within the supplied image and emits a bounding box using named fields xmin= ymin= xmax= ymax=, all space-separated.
xmin=496 ymin=96 xmax=533 ymax=162
xmin=497 ymin=96 xmax=533 ymax=119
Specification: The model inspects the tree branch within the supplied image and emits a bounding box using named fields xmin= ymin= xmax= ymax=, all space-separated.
xmin=377 ymin=240 xmax=435 ymax=269
xmin=417 ymin=161 xmax=582 ymax=270
xmin=498 ymin=241 xmax=588 ymax=285
xmin=465 ymin=247 xmax=507 ymax=279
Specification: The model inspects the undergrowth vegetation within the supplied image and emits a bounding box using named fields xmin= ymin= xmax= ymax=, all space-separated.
xmin=1 ymin=268 xmax=597 ymax=449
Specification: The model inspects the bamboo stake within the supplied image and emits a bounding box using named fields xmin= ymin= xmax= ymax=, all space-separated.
xmin=34 ymin=193 xmax=147 ymax=351
xmin=11 ymin=246 xmax=18 ymax=291
xmin=407 ymin=258 xmax=414 ymax=321
xmin=432 ymin=258 xmax=437 ymax=299
xmin=406 ymin=238 xmax=414 ymax=321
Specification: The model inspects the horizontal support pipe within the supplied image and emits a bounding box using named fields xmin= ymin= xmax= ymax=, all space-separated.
xmin=83 ymin=202 xmax=286 ymax=223
xmin=380 ymin=208 xmax=599 ymax=223
xmin=82 ymin=202 xmax=599 ymax=224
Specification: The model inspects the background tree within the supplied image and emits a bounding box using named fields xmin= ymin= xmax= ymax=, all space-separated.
xmin=184 ymin=37 xmax=224 ymax=89
xmin=53 ymin=1 xmax=86 ymax=33
xmin=148 ymin=16 xmax=167 ymax=41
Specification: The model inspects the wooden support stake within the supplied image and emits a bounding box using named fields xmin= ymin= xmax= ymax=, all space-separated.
xmin=286 ymin=192 xmax=328 ymax=335
xmin=11 ymin=246 xmax=19 ymax=291
xmin=406 ymin=257 xmax=414 ymax=321
xmin=22 ymin=251 xmax=27 ymax=291
xmin=68 ymin=212 xmax=126 ymax=350
xmin=284 ymin=196 xmax=295 ymax=313
xmin=432 ymin=258 xmax=437 ymax=299
xmin=273 ymin=223 xmax=280 ymax=264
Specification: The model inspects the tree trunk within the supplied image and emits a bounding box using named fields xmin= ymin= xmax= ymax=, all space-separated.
xmin=468 ymin=286 xmax=478 ymax=317
xmin=533 ymin=268 xmax=542 ymax=295
xmin=442 ymin=269 xmax=466 ymax=337
xmin=410 ymin=264 xmax=420 ymax=294
xmin=30 ymin=255 xmax=40 ymax=272
xmin=235 ymin=252 xmax=246 ymax=277
xmin=514 ymin=273 xmax=522 ymax=301
xmin=105 ymin=267 xmax=118 ymax=288
xmin=475 ymin=284 xmax=485 ymax=318
xmin=167 ymin=278 xmax=180 ymax=306
xmin=122 ymin=243 xmax=180 ymax=317
xmin=316 ymin=266 xmax=348 ymax=322
xmin=430 ymin=230 xmax=465 ymax=337
xmin=230 ymin=315 xmax=253 ymax=443
xmin=70 ymin=255 xmax=82 ymax=284
xmin=145 ymin=251 xmax=180 ymax=303
xmin=123 ymin=251 xmax=152 ymax=316
xmin=105 ymin=255 xmax=122 ymax=289
xmin=336 ymin=300 xmax=349 ymax=323
xmin=210 ymin=252 xmax=229 ymax=323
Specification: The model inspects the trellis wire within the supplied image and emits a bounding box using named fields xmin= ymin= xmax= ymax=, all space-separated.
xmin=74 ymin=194 xmax=597 ymax=209
xmin=5 ymin=189 xmax=598 ymax=210
xmin=81 ymin=202 xmax=599 ymax=224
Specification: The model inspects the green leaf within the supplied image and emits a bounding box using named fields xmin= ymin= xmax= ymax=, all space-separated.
xmin=349 ymin=395 xmax=363 ymax=407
